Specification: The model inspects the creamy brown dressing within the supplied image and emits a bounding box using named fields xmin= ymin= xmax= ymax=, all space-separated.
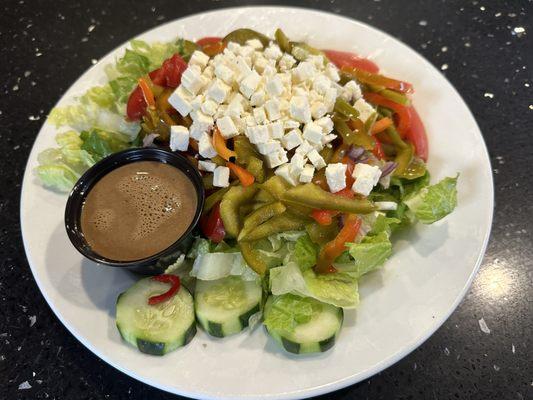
xmin=80 ymin=161 xmax=197 ymax=261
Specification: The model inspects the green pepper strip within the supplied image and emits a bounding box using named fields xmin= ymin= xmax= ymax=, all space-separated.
xmin=275 ymin=28 xmax=292 ymax=53
xmin=393 ymin=144 xmax=414 ymax=176
xmin=305 ymin=222 xmax=339 ymax=246
xmin=223 ymin=28 xmax=270 ymax=46
xmin=239 ymin=212 xmax=309 ymax=242
xmin=245 ymin=156 xmax=265 ymax=183
xmin=366 ymin=85 xmax=411 ymax=106
xmin=334 ymin=97 xmax=360 ymax=119
xmin=239 ymin=242 xmax=267 ymax=275
xmin=283 ymin=184 xmax=377 ymax=214
xmin=394 ymin=146 xmax=426 ymax=180
xmin=203 ymin=187 xmax=230 ymax=215
xmin=219 ymin=185 xmax=258 ymax=238
xmin=385 ymin=126 xmax=408 ymax=149
xmin=260 ymin=176 xmax=312 ymax=216
xmin=238 ymin=201 xmax=287 ymax=240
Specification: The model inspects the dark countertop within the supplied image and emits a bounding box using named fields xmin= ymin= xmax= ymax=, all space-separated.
xmin=1 ymin=0 xmax=531 ymax=399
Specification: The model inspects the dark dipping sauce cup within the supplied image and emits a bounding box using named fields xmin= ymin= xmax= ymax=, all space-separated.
xmin=65 ymin=148 xmax=205 ymax=275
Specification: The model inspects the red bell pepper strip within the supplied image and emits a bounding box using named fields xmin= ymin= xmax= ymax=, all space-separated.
xmin=148 ymin=274 xmax=181 ymax=305
xmin=372 ymin=140 xmax=385 ymax=159
xmin=323 ymin=49 xmax=380 ymax=74
xmin=405 ymin=106 xmax=429 ymax=161
xmin=364 ymin=92 xmax=412 ymax=137
xmin=138 ymin=77 xmax=155 ymax=108
xmin=315 ymin=214 xmax=362 ymax=273
xmin=200 ymin=202 xmax=226 ymax=243
xmin=310 ymin=187 xmax=354 ymax=226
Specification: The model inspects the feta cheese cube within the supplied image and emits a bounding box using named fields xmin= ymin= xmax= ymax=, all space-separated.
xmin=275 ymin=164 xmax=297 ymax=186
xmin=189 ymin=112 xmax=213 ymax=140
xmin=343 ymin=80 xmax=362 ymax=101
xmin=201 ymin=99 xmax=218 ymax=116
xmin=227 ymin=42 xmax=242 ymax=53
xmin=278 ymin=53 xmax=296 ymax=71
xmin=290 ymin=96 xmax=311 ymax=123
xmin=253 ymin=56 xmax=269 ymax=74
xmin=250 ymin=89 xmax=266 ymax=106
xmin=375 ymin=201 xmax=398 ymax=211
xmin=246 ymin=125 xmax=269 ymax=144
xmin=325 ymin=63 xmax=340 ymax=82
xmin=216 ymin=116 xmax=239 ymax=138
xmin=303 ymin=122 xmax=324 ymax=144
xmin=207 ymin=79 xmax=231 ymax=104
xmin=281 ymin=128 xmax=303 ymax=150
xmin=315 ymin=116 xmax=334 ymax=133
xmin=225 ymin=95 xmax=244 ymax=118
xmin=244 ymin=114 xmax=256 ymax=127
xmin=325 ymin=163 xmax=347 ymax=193
xmin=253 ymin=106 xmax=268 ymax=124
xmin=307 ymin=54 xmax=326 ymax=69
xmin=198 ymin=133 xmax=218 ymax=158
xmin=181 ymin=66 xmax=208 ymax=95
xmin=213 ymin=166 xmax=230 ymax=187
xmin=202 ymin=65 xmax=214 ymax=79
xmin=311 ymin=102 xmax=328 ymax=119
xmin=169 ymin=125 xmax=189 ymax=151
xmin=299 ymin=164 xmax=315 ymax=183
xmin=284 ymin=119 xmax=300 ymax=130
xmin=188 ymin=50 xmax=210 ymax=69
xmin=214 ymin=104 xmax=228 ymax=119
xmin=290 ymin=152 xmax=306 ymax=174
xmin=322 ymin=133 xmax=337 ymax=145
xmin=214 ymin=64 xmax=234 ymax=84
xmin=323 ymin=87 xmax=338 ymax=112
xmin=293 ymin=86 xmax=309 ymax=98
xmin=264 ymin=98 xmax=281 ymax=121
xmin=266 ymin=75 xmax=284 ymax=97
xmin=246 ymin=39 xmax=263 ymax=49
xmin=262 ymin=64 xmax=277 ymax=77
xmin=238 ymin=45 xmax=255 ymax=58
xmin=234 ymin=56 xmax=253 ymax=81
xmin=268 ymin=121 xmax=284 ymax=139
xmin=295 ymin=140 xmax=314 ymax=155
xmin=312 ymin=74 xmax=331 ymax=95
xmin=168 ymin=86 xmax=194 ymax=116
xmin=352 ymin=163 xmax=382 ymax=196
xmin=190 ymin=95 xmax=204 ymax=111
xmin=307 ymin=149 xmax=326 ymax=169
xmin=264 ymin=43 xmax=283 ymax=60
xmin=198 ymin=160 xmax=217 ymax=172
xmin=353 ymin=99 xmax=375 ymax=123
xmin=293 ymin=61 xmax=316 ymax=83
xmin=265 ymin=148 xmax=288 ymax=168
xmin=240 ymin=71 xmax=261 ymax=98
xmin=257 ymin=140 xmax=281 ymax=155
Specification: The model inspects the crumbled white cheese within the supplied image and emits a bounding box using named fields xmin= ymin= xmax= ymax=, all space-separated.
xmin=198 ymin=160 xmax=217 ymax=172
xmin=326 ymin=163 xmax=347 ymax=193
xmin=169 ymin=125 xmax=189 ymax=151
xmin=352 ymin=163 xmax=382 ymax=196
xmin=299 ymin=164 xmax=315 ymax=183
xmin=213 ymin=166 xmax=230 ymax=187
xmin=216 ymin=116 xmax=239 ymax=138
xmin=188 ymin=50 xmax=210 ymax=69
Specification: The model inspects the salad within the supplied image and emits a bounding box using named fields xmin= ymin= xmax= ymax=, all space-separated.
xmin=37 ymin=28 xmax=458 ymax=355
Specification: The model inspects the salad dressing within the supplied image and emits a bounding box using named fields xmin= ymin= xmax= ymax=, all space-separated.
xmin=80 ymin=161 xmax=197 ymax=261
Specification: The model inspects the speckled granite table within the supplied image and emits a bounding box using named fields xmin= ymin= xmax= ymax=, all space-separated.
xmin=1 ymin=0 xmax=531 ymax=399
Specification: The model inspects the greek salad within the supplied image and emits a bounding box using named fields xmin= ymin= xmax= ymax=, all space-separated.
xmin=37 ymin=28 xmax=458 ymax=355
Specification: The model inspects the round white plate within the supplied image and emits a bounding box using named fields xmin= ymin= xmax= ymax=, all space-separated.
xmin=20 ymin=7 xmax=493 ymax=400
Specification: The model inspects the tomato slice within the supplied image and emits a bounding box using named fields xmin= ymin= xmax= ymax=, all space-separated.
xmin=126 ymin=86 xmax=146 ymax=121
xmin=196 ymin=36 xmax=223 ymax=46
xmin=323 ymin=49 xmax=379 ymax=73
xmin=200 ymin=203 xmax=225 ymax=243
xmin=159 ymin=54 xmax=188 ymax=88
xmin=405 ymin=106 xmax=429 ymax=161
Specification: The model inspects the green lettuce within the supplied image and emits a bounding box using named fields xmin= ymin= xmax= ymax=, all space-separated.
xmin=293 ymin=233 xmax=318 ymax=270
xmin=404 ymin=175 xmax=459 ymax=224
xmin=264 ymin=294 xmax=321 ymax=333
xmin=335 ymin=232 xmax=393 ymax=277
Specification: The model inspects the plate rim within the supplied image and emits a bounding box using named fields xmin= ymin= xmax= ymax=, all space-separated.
xmin=19 ymin=6 xmax=494 ymax=399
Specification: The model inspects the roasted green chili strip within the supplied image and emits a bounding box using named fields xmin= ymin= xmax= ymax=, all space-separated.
xmin=334 ymin=98 xmax=360 ymax=119
xmin=274 ymin=28 xmax=292 ymax=53
xmin=385 ymin=126 xmax=408 ymax=149
xmin=223 ymin=28 xmax=270 ymax=46
xmin=203 ymin=187 xmax=230 ymax=215
xmin=393 ymin=144 xmax=414 ymax=176
xmin=305 ymin=222 xmax=339 ymax=246
xmin=283 ymin=184 xmax=376 ymax=213
xmin=238 ymin=202 xmax=287 ymax=240
xmin=219 ymin=185 xmax=258 ymax=237
xmin=366 ymin=85 xmax=411 ymax=106
xmin=240 ymin=212 xmax=309 ymax=242
xmin=239 ymin=241 xmax=267 ymax=275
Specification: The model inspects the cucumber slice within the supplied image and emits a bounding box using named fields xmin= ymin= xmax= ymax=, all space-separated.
xmin=195 ymin=276 xmax=262 ymax=338
xmin=264 ymin=295 xmax=343 ymax=354
xmin=116 ymin=277 xmax=196 ymax=355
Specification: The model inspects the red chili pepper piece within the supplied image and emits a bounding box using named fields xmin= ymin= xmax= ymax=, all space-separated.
xmin=148 ymin=274 xmax=181 ymax=305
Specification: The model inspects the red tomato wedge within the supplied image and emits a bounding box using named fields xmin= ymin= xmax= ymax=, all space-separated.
xmin=200 ymin=203 xmax=226 ymax=243
xmin=405 ymin=106 xmax=429 ymax=161
xmin=126 ymin=86 xmax=146 ymax=121
xmin=323 ymin=49 xmax=379 ymax=74
xmin=196 ymin=37 xmax=223 ymax=46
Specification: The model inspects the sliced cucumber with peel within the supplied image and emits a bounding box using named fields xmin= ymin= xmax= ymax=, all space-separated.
xmin=116 ymin=277 xmax=196 ymax=355
xmin=195 ymin=276 xmax=262 ymax=338
xmin=264 ymin=295 xmax=343 ymax=354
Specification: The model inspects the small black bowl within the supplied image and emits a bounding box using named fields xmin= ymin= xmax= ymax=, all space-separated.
xmin=65 ymin=148 xmax=205 ymax=275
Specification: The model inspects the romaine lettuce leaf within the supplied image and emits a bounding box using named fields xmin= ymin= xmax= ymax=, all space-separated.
xmin=404 ymin=175 xmax=459 ymax=224
xmin=293 ymin=233 xmax=318 ymax=270
xmin=35 ymin=164 xmax=80 ymax=192
xmin=264 ymin=294 xmax=319 ymax=333
xmin=336 ymin=232 xmax=392 ymax=278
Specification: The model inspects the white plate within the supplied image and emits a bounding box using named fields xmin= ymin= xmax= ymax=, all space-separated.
xmin=20 ymin=7 xmax=493 ymax=400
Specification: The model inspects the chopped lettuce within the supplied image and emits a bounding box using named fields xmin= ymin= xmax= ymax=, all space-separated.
xmin=35 ymin=129 xmax=130 ymax=192
xmin=264 ymin=294 xmax=320 ymax=333
xmin=293 ymin=233 xmax=318 ymax=270
xmin=404 ymin=175 xmax=459 ymax=224
xmin=269 ymin=261 xmax=359 ymax=308
xmin=335 ymin=232 xmax=392 ymax=277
